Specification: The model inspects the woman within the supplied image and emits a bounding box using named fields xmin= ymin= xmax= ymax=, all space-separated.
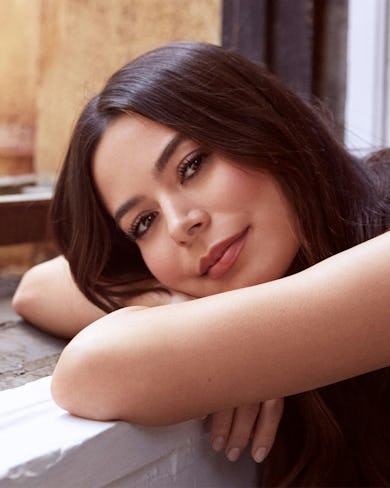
xmin=13 ymin=42 xmax=389 ymax=486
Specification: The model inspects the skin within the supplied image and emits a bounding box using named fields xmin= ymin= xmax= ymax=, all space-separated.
xmin=52 ymin=231 xmax=390 ymax=422
xmin=92 ymin=113 xmax=301 ymax=297
xmin=13 ymin=257 xmax=284 ymax=462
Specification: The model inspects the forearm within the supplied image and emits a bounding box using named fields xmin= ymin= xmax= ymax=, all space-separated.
xmin=52 ymin=232 xmax=390 ymax=424
xmin=12 ymin=254 xmax=189 ymax=338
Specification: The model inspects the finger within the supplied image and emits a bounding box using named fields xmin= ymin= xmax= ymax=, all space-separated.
xmin=225 ymin=403 xmax=261 ymax=462
xmin=209 ymin=408 xmax=235 ymax=452
xmin=251 ymin=398 xmax=284 ymax=463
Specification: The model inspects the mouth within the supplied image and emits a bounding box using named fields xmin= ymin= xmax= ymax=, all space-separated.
xmin=200 ymin=227 xmax=249 ymax=279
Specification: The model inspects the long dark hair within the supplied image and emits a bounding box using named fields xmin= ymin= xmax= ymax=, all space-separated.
xmin=51 ymin=42 xmax=389 ymax=486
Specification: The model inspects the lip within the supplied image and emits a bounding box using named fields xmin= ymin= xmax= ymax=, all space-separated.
xmin=200 ymin=227 xmax=249 ymax=279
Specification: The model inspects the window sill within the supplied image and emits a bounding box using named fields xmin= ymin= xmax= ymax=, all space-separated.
xmin=0 ymin=377 xmax=257 ymax=487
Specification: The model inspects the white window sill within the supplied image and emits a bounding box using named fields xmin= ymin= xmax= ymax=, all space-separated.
xmin=0 ymin=377 xmax=257 ymax=487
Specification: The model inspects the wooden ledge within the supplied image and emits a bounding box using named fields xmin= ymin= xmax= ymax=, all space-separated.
xmin=0 ymin=192 xmax=52 ymax=245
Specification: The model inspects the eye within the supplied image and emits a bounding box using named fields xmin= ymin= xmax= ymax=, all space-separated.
xmin=178 ymin=152 xmax=206 ymax=183
xmin=128 ymin=212 xmax=157 ymax=241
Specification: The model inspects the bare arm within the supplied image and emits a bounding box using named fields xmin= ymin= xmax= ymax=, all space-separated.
xmin=51 ymin=232 xmax=390 ymax=425
xmin=13 ymin=258 xmax=282 ymax=463
xmin=12 ymin=256 xmax=105 ymax=338
xmin=12 ymin=256 xmax=191 ymax=338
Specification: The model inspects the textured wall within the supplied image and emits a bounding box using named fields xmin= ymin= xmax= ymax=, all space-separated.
xmin=0 ymin=0 xmax=41 ymax=174
xmin=35 ymin=0 xmax=221 ymax=176
xmin=0 ymin=1 xmax=40 ymax=128
xmin=0 ymin=0 xmax=220 ymax=272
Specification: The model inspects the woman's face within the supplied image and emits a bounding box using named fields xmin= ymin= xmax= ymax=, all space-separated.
xmin=93 ymin=114 xmax=300 ymax=297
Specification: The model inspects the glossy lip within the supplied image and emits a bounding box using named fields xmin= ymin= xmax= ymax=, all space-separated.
xmin=200 ymin=227 xmax=249 ymax=278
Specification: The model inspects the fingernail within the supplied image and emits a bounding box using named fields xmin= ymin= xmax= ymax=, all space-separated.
xmin=253 ymin=446 xmax=267 ymax=463
xmin=211 ymin=435 xmax=225 ymax=452
xmin=227 ymin=447 xmax=241 ymax=462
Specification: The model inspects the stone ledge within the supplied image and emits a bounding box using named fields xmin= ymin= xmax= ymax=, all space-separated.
xmin=0 ymin=277 xmax=20 ymax=299
xmin=0 ymin=312 xmax=67 ymax=392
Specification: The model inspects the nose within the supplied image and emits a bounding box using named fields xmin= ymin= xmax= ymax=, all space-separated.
xmin=163 ymin=198 xmax=210 ymax=245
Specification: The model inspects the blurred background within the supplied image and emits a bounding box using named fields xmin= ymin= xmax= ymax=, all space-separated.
xmin=0 ymin=0 xmax=221 ymax=286
xmin=0 ymin=0 xmax=389 ymax=291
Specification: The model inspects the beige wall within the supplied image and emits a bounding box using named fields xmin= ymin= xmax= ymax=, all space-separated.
xmin=36 ymin=0 xmax=221 ymax=176
xmin=0 ymin=0 xmax=40 ymax=128
xmin=0 ymin=0 xmax=41 ymax=174
xmin=0 ymin=0 xmax=220 ymax=273
xmin=0 ymin=0 xmax=221 ymax=177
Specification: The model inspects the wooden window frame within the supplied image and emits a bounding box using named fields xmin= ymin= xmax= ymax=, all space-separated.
xmin=222 ymin=0 xmax=349 ymax=138
xmin=0 ymin=193 xmax=51 ymax=246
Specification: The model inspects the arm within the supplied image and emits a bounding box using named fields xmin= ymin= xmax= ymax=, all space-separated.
xmin=12 ymin=256 xmax=105 ymax=338
xmin=14 ymin=257 xmax=284 ymax=461
xmin=51 ymin=231 xmax=390 ymax=425
xmin=12 ymin=256 xmax=189 ymax=338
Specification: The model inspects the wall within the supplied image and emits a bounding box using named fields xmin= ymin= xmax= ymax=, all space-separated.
xmin=0 ymin=0 xmax=221 ymax=273
xmin=0 ymin=0 xmax=41 ymax=174
xmin=0 ymin=0 xmax=221 ymax=177
xmin=36 ymin=0 xmax=221 ymax=177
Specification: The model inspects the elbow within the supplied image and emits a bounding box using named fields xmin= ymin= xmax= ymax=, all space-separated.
xmin=51 ymin=338 xmax=119 ymax=422
xmin=11 ymin=287 xmax=24 ymax=317
xmin=12 ymin=276 xmax=36 ymax=321
xmin=50 ymin=321 xmax=184 ymax=427
xmin=50 ymin=330 xmax=156 ymax=425
xmin=50 ymin=344 xmax=81 ymax=417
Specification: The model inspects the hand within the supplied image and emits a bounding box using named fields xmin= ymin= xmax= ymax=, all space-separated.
xmin=208 ymin=398 xmax=284 ymax=463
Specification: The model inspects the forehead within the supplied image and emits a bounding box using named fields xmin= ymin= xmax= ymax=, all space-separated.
xmin=92 ymin=114 xmax=176 ymax=214
xmin=94 ymin=113 xmax=176 ymax=171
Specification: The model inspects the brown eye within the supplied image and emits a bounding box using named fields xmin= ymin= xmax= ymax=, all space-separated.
xmin=178 ymin=153 xmax=206 ymax=183
xmin=128 ymin=212 xmax=157 ymax=241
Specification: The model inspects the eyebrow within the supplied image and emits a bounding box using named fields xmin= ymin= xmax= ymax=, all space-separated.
xmin=153 ymin=133 xmax=188 ymax=174
xmin=114 ymin=133 xmax=188 ymax=224
xmin=114 ymin=196 xmax=143 ymax=224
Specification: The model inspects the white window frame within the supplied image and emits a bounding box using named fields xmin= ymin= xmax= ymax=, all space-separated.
xmin=0 ymin=377 xmax=257 ymax=487
xmin=345 ymin=0 xmax=390 ymax=155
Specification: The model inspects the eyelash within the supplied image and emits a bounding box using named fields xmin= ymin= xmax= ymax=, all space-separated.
xmin=128 ymin=212 xmax=157 ymax=241
xmin=177 ymin=151 xmax=207 ymax=183
xmin=127 ymin=151 xmax=208 ymax=241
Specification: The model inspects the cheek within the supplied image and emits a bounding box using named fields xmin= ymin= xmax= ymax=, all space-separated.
xmin=142 ymin=248 xmax=182 ymax=288
xmin=215 ymin=165 xmax=261 ymax=203
xmin=200 ymin=165 xmax=257 ymax=210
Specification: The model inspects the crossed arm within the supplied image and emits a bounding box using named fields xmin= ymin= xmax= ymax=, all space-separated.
xmin=12 ymin=257 xmax=283 ymax=463
xmin=50 ymin=231 xmax=390 ymax=423
xmin=12 ymin=232 xmax=390 ymax=460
